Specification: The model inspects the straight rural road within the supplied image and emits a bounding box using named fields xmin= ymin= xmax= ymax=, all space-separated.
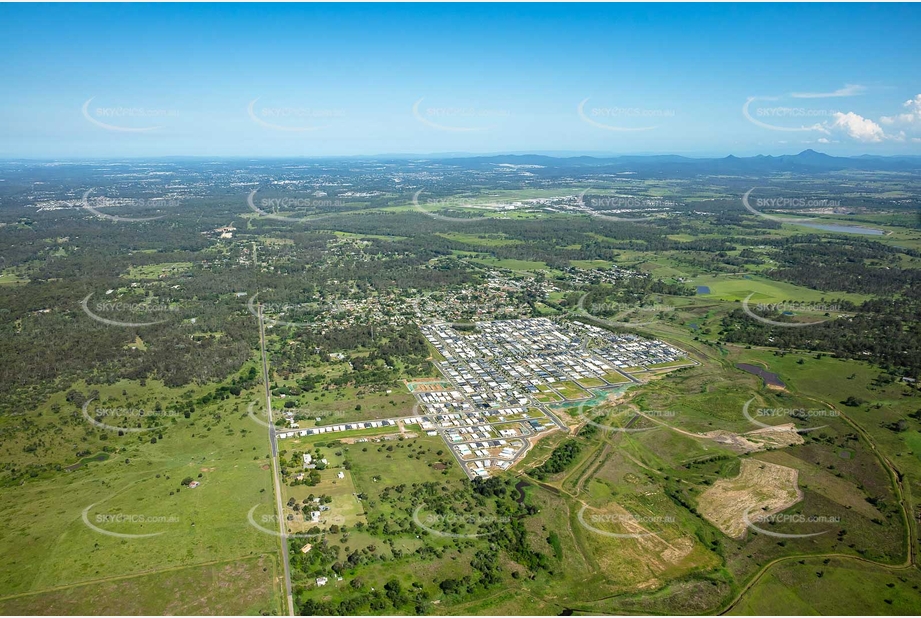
xmin=258 ymin=304 xmax=295 ymax=616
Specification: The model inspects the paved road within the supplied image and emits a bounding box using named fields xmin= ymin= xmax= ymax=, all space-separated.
xmin=437 ymin=423 xmax=531 ymax=478
xmin=258 ymin=304 xmax=294 ymax=617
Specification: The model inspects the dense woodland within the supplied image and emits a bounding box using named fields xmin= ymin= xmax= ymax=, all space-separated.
xmin=290 ymin=476 xmax=547 ymax=616
xmin=0 ymin=160 xmax=918 ymax=428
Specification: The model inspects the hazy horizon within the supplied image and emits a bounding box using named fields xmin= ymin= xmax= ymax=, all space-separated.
xmin=3 ymin=148 xmax=921 ymax=163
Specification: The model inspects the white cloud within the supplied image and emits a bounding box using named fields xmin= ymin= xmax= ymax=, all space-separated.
xmin=746 ymin=88 xmax=920 ymax=144
xmin=791 ymin=84 xmax=866 ymax=99
xmin=880 ymin=94 xmax=921 ymax=125
xmin=830 ymin=112 xmax=886 ymax=142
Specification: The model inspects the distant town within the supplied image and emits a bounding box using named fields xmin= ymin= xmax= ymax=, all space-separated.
xmin=279 ymin=317 xmax=692 ymax=478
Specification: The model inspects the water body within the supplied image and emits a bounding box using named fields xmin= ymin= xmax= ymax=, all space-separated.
xmin=696 ymin=286 xmax=711 ymax=294
xmin=551 ymin=386 xmax=631 ymax=411
xmin=65 ymin=452 xmax=109 ymax=471
xmin=514 ymin=480 xmax=530 ymax=506
xmin=736 ymin=363 xmax=785 ymax=387
xmin=797 ymin=222 xmax=883 ymax=236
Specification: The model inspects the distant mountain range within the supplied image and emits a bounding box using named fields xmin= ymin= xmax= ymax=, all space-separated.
xmin=427 ymin=150 xmax=921 ymax=176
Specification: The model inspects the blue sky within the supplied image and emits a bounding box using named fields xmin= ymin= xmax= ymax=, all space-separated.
xmin=1 ymin=3 xmax=919 ymax=158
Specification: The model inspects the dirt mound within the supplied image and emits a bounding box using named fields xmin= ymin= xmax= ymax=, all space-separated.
xmin=697 ymin=458 xmax=802 ymax=538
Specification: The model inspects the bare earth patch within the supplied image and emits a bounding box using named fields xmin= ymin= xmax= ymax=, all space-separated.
xmin=697 ymin=458 xmax=802 ymax=539
xmin=581 ymin=501 xmax=717 ymax=593
xmin=704 ymin=423 xmax=805 ymax=453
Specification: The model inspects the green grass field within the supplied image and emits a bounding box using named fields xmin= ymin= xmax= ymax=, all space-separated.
xmin=552 ymin=380 xmax=591 ymax=400
xmin=0 ymin=376 xmax=283 ymax=614
xmin=534 ymin=391 xmax=563 ymax=403
xmin=0 ymin=268 xmax=28 ymax=285
xmin=602 ymin=370 xmax=632 ymax=384
xmin=688 ymin=273 xmax=872 ymax=304
xmin=728 ymin=557 xmax=921 ymax=615
xmin=436 ymin=232 xmax=523 ymax=247
xmin=0 ymin=555 xmax=279 ymax=615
